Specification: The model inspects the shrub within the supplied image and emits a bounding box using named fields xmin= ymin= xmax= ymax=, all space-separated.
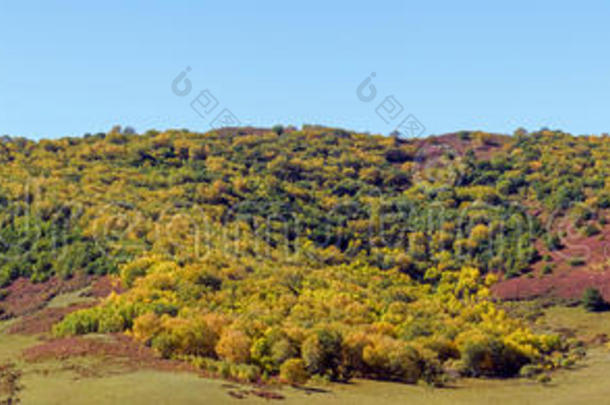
xmin=469 ymin=224 xmax=490 ymax=245
xmin=582 ymin=288 xmax=609 ymax=312
xmin=536 ymin=373 xmax=551 ymax=384
xmin=596 ymin=192 xmax=610 ymax=209
xmin=271 ymin=125 xmax=284 ymax=135
xmin=231 ymin=363 xmax=261 ymax=383
xmin=568 ymin=257 xmax=586 ymax=267
xmin=98 ymin=311 xmax=127 ymax=333
xmin=461 ymin=339 xmax=529 ymax=377
xmin=519 ymin=364 xmax=543 ymax=379
xmin=342 ymin=332 xmax=371 ymax=375
xmin=132 ymin=313 xmax=162 ymax=345
xmin=151 ymin=332 xmax=178 ymax=359
xmin=0 ymin=362 xmax=22 ymax=404
xmin=385 ymin=148 xmax=410 ymax=164
xmin=361 ymin=335 xmax=422 ymax=383
xmin=545 ymin=233 xmax=562 ymax=251
xmin=583 ymin=224 xmax=601 ymax=237
xmin=280 ymin=358 xmax=309 ymax=385
xmin=120 ymin=256 xmax=157 ymax=288
xmin=54 ymin=309 xmax=100 ymax=336
xmin=149 ymin=316 xmax=218 ymax=358
xmin=216 ymin=329 xmax=252 ymax=364
xmin=301 ymin=328 xmax=344 ymax=381
xmin=541 ymin=264 xmax=553 ymax=275
xmin=250 ymin=329 xmax=297 ymax=373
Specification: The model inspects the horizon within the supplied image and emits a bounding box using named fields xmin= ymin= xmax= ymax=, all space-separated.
xmin=0 ymin=124 xmax=603 ymax=143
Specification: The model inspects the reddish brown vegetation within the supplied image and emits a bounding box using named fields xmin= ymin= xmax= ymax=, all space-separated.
xmin=0 ymin=275 xmax=93 ymax=320
xmin=494 ymin=222 xmax=610 ymax=301
xmin=87 ymin=276 xmax=124 ymax=299
xmin=0 ymin=275 xmax=121 ymax=321
xmin=22 ymin=334 xmax=194 ymax=373
xmin=7 ymin=303 xmax=94 ymax=335
xmin=493 ymin=269 xmax=610 ymax=301
xmin=414 ymin=132 xmax=509 ymax=161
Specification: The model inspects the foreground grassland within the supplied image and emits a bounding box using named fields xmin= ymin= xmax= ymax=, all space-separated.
xmin=3 ymin=298 xmax=610 ymax=404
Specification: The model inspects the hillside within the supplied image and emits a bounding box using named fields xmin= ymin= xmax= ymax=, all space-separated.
xmin=0 ymin=125 xmax=609 ymax=393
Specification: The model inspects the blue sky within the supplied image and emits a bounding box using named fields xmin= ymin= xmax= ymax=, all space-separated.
xmin=1 ymin=0 xmax=609 ymax=139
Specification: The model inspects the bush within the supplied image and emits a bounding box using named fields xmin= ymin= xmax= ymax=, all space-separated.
xmin=342 ymin=332 xmax=372 ymax=375
xmin=568 ymin=257 xmax=586 ymax=267
xmin=0 ymin=362 xmax=22 ymax=404
xmin=216 ymin=329 xmax=252 ymax=364
xmin=461 ymin=339 xmax=530 ymax=377
xmin=361 ymin=335 xmax=422 ymax=383
xmin=151 ymin=332 xmax=178 ymax=359
xmin=536 ymin=373 xmax=551 ymax=384
xmin=132 ymin=313 xmax=162 ymax=345
xmin=231 ymin=363 xmax=261 ymax=382
xmin=250 ymin=329 xmax=298 ymax=373
xmin=596 ymin=192 xmax=610 ymax=209
xmin=271 ymin=125 xmax=284 ymax=135
xmin=98 ymin=311 xmax=127 ymax=333
xmin=582 ymin=288 xmax=609 ymax=312
xmin=301 ymin=328 xmax=344 ymax=381
xmin=545 ymin=233 xmax=562 ymax=251
xmin=519 ymin=364 xmax=543 ymax=379
xmin=148 ymin=316 xmax=218 ymax=358
xmin=583 ymin=224 xmax=601 ymax=237
xmin=280 ymin=358 xmax=309 ymax=385
xmin=54 ymin=309 xmax=100 ymax=336
xmin=541 ymin=264 xmax=553 ymax=275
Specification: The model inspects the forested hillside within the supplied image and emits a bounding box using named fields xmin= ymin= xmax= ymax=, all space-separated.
xmin=1 ymin=125 xmax=608 ymax=385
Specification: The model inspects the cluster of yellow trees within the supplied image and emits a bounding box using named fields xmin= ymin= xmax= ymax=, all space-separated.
xmin=55 ymin=251 xmax=570 ymax=384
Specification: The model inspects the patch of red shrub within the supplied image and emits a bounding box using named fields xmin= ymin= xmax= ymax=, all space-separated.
xmin=22 ymin=334 xmax=194 ymax=373
xmin=0 ymin=274 xmax=93 ymax=319
xmin=7 ymin=303 xmax=94 ymax=335
xmin=0 ymin=275 xmax=121 ymax=321
xmin=492 ymin=270 xmax=610 ymax=301
xmin=87 ymin=276 xmax=124 ymax=299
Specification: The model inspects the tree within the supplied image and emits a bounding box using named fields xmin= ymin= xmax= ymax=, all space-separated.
xmin=279 ymin=358 xmax=309 ymax=385
xmin=216 ymin=329 xmax=252 ymax=364
xmin=461 ymin=338 xmax=529 ymax=378
xmin=582 ymin=288 xmax=608 ymax=312
xmin=469 ymin=224 xmax=490 ymax=245
xmin=271 ymin=125 xmax=284 ymax=135
xmin=301 ymin=328 xmax=344 ymax=381
xmin=361 ymin=335 xmax=422 ymax=383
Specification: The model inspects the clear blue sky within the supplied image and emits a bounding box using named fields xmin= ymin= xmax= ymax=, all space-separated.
xmin=1 ymin=0 xmax=609 ymax=139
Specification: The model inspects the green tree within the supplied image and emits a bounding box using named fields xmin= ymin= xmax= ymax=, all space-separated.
xmin=582 ymin=288 xmax=608 ymax=312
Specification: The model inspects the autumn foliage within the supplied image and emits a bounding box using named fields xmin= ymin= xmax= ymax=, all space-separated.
xmin=0 ymin=126 xmax=600 ymax=384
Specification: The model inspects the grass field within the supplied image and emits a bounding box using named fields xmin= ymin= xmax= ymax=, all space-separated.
xmin=7 ymin=348 xmax=610 ymax=405
xmin=4 ymin=297 xmax=610 ymax=404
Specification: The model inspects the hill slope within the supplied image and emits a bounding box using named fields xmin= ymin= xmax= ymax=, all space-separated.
xmin=0 ymin=125 xmax=607 ymax=385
